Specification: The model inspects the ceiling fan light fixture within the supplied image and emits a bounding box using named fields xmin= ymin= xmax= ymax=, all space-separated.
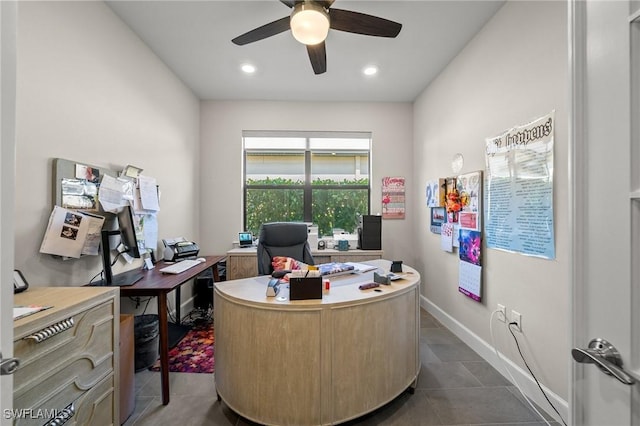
xmin=290 ymin=3 xmax=329 ymax=46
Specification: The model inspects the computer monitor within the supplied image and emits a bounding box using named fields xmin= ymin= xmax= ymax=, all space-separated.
xmin=93 ymin=205 xmax=144 ymax=286
xmin=117 ymin=205 xmax=141 ymax=258
xmin=239 ymin=232 xmax=253 ymax=248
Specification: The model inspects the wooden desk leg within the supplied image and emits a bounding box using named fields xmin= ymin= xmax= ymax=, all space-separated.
xmin=175 ymin=287 xmax=181 ymax=325
xmin=157 ymin=292 xmax=170 ymax=405
xmin=212 ymin=263 xmax=220 ymax=282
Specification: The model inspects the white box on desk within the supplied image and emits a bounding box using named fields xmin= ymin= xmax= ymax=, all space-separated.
xmin=308 ymin=232 xmax=318 ymax=250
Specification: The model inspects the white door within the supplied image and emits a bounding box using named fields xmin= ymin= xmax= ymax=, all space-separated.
xmin=0 ymin=2 xmax=17 ymax=425
xmin=570 ymin=0 xmax=640 ymax=424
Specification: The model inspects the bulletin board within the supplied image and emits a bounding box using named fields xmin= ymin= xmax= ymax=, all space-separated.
xmin=52 ymin=158 xmax=118 ymax=214
xmin=46 ymin=158 xmax=159 ymax=258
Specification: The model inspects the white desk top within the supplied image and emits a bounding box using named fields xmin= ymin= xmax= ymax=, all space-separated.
xmin=214 ymin=259 xmax=419 ymax=309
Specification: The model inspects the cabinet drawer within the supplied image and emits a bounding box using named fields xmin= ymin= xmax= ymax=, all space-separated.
xmin=14 ymin=373 xmax=115 ymax=426
xmin=312 ymin=255 xmax=331 ymax=264
xmin=333 ymin=254 xmax=382 ymax=263
xmin=14 ymin=300 xmax=115 ymax=402
xmin=227 ymin=256 xmax=257 ymax=280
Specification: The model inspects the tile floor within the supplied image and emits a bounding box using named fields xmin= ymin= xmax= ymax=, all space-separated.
xmin=124 ymin=309 xmax=560 ymax=426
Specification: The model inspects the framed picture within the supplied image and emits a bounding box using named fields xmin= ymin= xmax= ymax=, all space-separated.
xmin=14 ymin=269 xmax=29 ymax=293
xmin=430 ymin=207 xmax=446 ymax=234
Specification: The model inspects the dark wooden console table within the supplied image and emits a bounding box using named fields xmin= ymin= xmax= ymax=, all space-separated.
xmin=119 ymin=255 xmax=226 ymax=405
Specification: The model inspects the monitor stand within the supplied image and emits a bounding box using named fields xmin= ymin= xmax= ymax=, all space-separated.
xmin=91 ymin=269 xmax=145 ymax=287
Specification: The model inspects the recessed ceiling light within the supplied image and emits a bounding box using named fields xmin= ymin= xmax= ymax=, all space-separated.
xmin=363 ymin=66 xmax=378 ymax=76
xmin=241 ymin=64 xmax=256 ymax=74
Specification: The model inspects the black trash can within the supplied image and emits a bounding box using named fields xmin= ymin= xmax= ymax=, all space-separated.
xmin=134 ymin=314 xmax=159 ymax=372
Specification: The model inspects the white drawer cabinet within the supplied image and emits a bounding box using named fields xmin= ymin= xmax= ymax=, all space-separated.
xmin=13 ymin=287 xmax=119 ymax=426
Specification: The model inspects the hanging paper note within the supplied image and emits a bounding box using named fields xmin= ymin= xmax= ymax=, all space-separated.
xmin=426 ymin=179 xmax=445 ymax=208
xmin=79 ymin=211 xmax=105 ymax=256
xmin=40 ymin=207 xmax=92 ymax=258
xmin=98 ymin=174 xmax=129 ymax=213
xmin=138 ymin=175 xmax=160 ymax=212
xmin=441 ymin=222 xmax=454 ymax=252
xmin=453 ymin=223 xmax=460 ymax=248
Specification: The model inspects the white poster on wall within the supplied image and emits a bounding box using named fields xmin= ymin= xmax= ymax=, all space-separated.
xmin=484 ymin=111 xmax=555 ymax=259
xmin=440 ymin=222 xmax=454 ymax=252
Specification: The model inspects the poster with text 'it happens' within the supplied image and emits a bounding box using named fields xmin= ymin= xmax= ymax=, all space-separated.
xmin=484 ymin=111 xmax=555 ymax=259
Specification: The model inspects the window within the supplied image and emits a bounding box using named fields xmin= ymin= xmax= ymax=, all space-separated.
xmin=244 ymin=132 xmax=371 ymax=237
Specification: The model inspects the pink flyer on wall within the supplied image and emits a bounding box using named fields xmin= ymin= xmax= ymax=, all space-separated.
xmin=382 ymin=176 xmax=405 ymax=219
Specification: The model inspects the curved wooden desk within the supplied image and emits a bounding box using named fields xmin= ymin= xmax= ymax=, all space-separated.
xmin=214 ymin=259 xmax=420 ymax=426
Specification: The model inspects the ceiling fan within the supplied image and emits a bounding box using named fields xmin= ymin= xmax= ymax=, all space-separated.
xmin=231 ymin=0 xmax=402 ymax=75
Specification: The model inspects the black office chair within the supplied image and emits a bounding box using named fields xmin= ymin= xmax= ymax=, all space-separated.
xmin=256 ymin=222 xmax=314 ymax=275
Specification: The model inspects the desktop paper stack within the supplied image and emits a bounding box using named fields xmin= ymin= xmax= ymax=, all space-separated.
xmin=317 ymin=262 xmax=356 ymax=277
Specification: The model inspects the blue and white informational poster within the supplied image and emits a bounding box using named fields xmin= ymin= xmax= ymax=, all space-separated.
xmin=484 ymin=111 xmax=555 ymax=259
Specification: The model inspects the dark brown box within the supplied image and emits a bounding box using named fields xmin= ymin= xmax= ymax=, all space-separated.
xmin=289 ymin=276 xmax=322 ymax=300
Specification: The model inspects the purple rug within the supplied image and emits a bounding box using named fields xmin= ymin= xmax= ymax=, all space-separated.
xmin=150 ymin=322 xmax=214 ymax=374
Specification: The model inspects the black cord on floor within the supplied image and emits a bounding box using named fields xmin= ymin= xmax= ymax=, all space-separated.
xmin=508 ymin=322 xmax=567 ymax=426
xmin=181 ymin=308 xmax=213 ymax=326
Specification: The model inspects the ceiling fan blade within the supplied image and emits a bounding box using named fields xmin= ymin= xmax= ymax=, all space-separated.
xmin=307 ymin=42 xmax=327 ymax=75
xmin=280 ymin=0 xmax=296 ymax=7
xmin=232 ymin=16 xmax=291 ymax=45
xmin=329 ymin=8 xmax=402 ymax=38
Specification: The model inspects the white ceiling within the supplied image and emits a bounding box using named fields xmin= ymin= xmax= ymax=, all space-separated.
xmin=106 ymin=1 xmax=505 ymax=102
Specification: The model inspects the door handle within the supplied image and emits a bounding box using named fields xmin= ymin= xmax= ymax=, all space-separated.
xmin=0 ymin=351 xmax=20 ymax=376
xmin=572 ymin=338 xmax=636 ymax=385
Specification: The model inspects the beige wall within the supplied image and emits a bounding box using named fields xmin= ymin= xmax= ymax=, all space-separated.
xmin=413 ymin=0 xmax=569 ymax=403
xmin=199 ymin=101 xmax=415 ymax=265
xmin=14 ymin=1 xmax=200 ymax=298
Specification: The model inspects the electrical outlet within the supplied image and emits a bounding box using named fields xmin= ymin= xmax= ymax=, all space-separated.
xmin=511 ymin=310 xmax=522 ymax=332
xmin=497 ymin=304 xmax=506 ymax=322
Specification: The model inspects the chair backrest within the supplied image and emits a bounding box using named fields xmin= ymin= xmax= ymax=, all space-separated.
xmin=256 ymin=222 xmax=314 ymax=275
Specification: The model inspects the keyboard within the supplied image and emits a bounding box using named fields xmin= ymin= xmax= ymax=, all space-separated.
xmin=159 ymin=259 xmax=201 ymax=274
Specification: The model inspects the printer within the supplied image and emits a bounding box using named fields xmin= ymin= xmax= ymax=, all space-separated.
xmin=162 ymin=238 xmax=200 ymax=262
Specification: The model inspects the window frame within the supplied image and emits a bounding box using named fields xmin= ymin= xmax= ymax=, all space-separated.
xmin=243 ymin=131 xmax=372 ymax=234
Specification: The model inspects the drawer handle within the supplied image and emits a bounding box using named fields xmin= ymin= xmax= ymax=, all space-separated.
xmin=44 ymin=402 xmax=75 ymax=426
xmin=24 ymin=318 xmax=74 ymax=343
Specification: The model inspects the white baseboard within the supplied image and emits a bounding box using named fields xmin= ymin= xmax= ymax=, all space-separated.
xmin=420 ymin=295 xmax=568 ymax=424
